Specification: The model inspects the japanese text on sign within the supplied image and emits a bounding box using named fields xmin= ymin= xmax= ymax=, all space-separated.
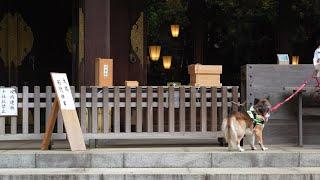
xmin=0 ymin=88 xmax=18 ymax=116
xmin=51 ymin=73 xmax=76 ymax=110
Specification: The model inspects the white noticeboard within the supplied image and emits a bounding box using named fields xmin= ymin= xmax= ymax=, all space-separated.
xmin=51 ymin=73 xmax=76 ymax=110
xmin=277 ymin=54 xmax=290 ymax=65
xmin=0 ymin=88 xmax=18 ymax=116
xmin=104 ymin=64 xmax=109 ymax=77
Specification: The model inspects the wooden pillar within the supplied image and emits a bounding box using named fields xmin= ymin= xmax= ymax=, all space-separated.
xmin=110 ymin=0 xmax=129 ymax=85
xmin=189 ymin=0 xmax=206 ymax=64
xmin=110 ymin=0 xmax=146 ymax=85
xmin=83 ymin=0 xmax=146 ymax=86
xmin=83 ymin=0 xmax=111 ymax=86
xmin=71 ymin=0 xmax=79 ymax=86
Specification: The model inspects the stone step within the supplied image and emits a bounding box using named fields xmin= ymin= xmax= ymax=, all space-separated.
xmin=0 ymin=148 xmax=320 ymax=168
xmin=0 ymin=168 xmax=319 ymax=180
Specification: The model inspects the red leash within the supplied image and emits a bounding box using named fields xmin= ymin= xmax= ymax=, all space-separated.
xmin=270 ymin=71 xmax=320 ymax=112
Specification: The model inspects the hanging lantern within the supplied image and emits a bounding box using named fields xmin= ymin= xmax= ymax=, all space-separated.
xmin=149 ymin=46 xmax=161 ymax=61
xmin=292 ymin=56 xmax=299 ymax=65
xmin=170 ymin=25 xmax=180 ymax=37
xmin=163 ymin=56 xmax=172 ymax=69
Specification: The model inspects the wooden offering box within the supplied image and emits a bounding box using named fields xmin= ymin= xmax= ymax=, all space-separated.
xmin=188 ymin=64 xmax=222 ymax=87
xmin=95 ymin=58 xmax=113 ymax=87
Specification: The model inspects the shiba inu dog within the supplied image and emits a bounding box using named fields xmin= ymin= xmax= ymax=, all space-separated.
xmin=222 ymin=98 xmax=271 ymax=152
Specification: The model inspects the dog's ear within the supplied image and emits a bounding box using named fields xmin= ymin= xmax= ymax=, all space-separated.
xmin=265 ymin=95 xmax=270 ymax=101
xmin=254 ymin=98 xmax=260 ymax=105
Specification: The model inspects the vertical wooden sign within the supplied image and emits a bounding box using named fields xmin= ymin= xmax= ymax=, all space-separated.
xmin=41 ymin=73 xmax=86 ymax=151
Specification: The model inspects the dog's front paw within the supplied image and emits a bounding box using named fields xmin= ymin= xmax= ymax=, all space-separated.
xmin=238 ymin=148 xmax=245 ymax=152
xmin=261 ymin=147 xmax=268 ymax=151
xmin=251 ymin=146 xmax=257 ymax=150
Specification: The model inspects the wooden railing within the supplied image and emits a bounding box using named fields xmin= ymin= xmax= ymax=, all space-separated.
xmin=0 ymin=86 xmax=239 ymax=142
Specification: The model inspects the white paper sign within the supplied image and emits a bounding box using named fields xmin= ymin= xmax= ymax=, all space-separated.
xmin=104 ymin=65 xmax=109 ymax=77
xmin=51 ymin=73 xmax=76 ymax=110
xmin=0 ymin=88 xmax=18 ymax=116
xmin=277 ymin=54 xmax=289 ymax=65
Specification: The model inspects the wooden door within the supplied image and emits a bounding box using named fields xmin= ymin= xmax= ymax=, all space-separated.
xmin=0 ymin=0 xmax=77 ymax=87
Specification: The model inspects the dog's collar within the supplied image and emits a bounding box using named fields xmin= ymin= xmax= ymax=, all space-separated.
xmin=247 ymin=106 xmax=264 ymax=126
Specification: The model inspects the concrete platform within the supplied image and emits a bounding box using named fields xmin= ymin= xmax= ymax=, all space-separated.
xmin=0 ymin=143 xmax=319 ymax=168
xmin=0 ymin=168 xmax=320 ymax=180
xmin=1 ymin=141 xmax=320 ymax=179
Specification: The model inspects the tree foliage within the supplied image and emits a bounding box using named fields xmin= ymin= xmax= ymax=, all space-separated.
xmin=145 ymin=0 xmax=320 ymax=84
xmin=145 ymin=0 xmax=189 ymax=44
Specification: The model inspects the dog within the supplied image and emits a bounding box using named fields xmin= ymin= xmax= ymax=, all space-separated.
xmin=222 ymin=98 xmax=271 ymax=152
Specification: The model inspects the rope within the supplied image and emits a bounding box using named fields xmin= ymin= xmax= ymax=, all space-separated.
xmin=271 ymin=70 xmax=320 ymax=112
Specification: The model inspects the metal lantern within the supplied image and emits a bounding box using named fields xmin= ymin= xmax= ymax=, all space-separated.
xmin=292 ymin=56 xmax=299 ymax=65
xmin=163 ymin=56 xmax=172 ymax=69
xmin=170 ymin=25 xmax=179 ymax=38
xmin=149 ymin=46 xmax=161 ymax=61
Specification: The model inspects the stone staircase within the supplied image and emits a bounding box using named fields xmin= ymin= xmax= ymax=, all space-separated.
xmin=0 ymin=146 xmax=320 ymax=179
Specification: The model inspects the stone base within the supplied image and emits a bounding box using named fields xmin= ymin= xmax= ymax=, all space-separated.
xmin=0 ymin=146 xmax=320 ymax=168
xmin=0 ymin=145 xmax=320 ymax=179
xmin=0 ymin=168 xmax=319 ymax=180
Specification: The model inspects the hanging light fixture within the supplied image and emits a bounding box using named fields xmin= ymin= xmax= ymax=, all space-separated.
xmin=170 ymin=25 xmax=180 ymax=37
xmin=292 ymin=56 xmax=299 ymax=65
xmin=148 ymin=46 xmax=161 ymax=61
xmin=163 ymin=56 xmax=172 ymax=69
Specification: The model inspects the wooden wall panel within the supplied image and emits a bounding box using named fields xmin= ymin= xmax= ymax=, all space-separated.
xmin=242 ymin=64 xmax=319 ymax=144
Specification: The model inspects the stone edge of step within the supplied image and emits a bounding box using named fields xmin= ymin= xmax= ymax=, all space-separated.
xmin=0 ymin=168 xmax=319 ymax=175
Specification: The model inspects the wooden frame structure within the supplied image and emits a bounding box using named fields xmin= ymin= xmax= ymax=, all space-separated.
xmin=0 ymin=86 xmax=239 ymax=144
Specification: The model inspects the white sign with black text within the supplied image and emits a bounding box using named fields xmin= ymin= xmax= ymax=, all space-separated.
xmin=104 ymin=64 xmax=109 ymax=77
xmin=0 ymin=88 xmax=18 ymax=116
xmin=51 ymin=73 xmax=76 ymax=110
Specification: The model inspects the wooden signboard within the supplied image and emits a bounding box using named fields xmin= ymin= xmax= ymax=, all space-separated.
xmin=41 ymin=73 xmax=86 ymax=151
xmin=0 ymin=88 xmax=18 ymax=116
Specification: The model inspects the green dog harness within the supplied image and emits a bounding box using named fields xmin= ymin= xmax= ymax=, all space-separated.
xmin=247 ymin=106 xmax=264 ymax=126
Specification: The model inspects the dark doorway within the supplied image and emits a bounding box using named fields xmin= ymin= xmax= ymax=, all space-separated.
xmin=0 ymin=0 xmax=76 ymax=87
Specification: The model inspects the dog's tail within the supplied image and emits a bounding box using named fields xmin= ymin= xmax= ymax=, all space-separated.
xmin=221 ymin=116 xmax=237 ymax=146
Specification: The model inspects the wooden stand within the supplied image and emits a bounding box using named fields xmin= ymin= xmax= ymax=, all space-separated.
xmin=41 ymin=99 xmax=59 ymax=150
xmin=41 ymin=98 xmax=86 ymax=151
xmin=41 ymin=73 xmax=86 ymax=151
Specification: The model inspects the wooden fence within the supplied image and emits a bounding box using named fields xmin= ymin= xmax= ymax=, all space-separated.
xmin=0 ymin=86 xmax=239 ymax=142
